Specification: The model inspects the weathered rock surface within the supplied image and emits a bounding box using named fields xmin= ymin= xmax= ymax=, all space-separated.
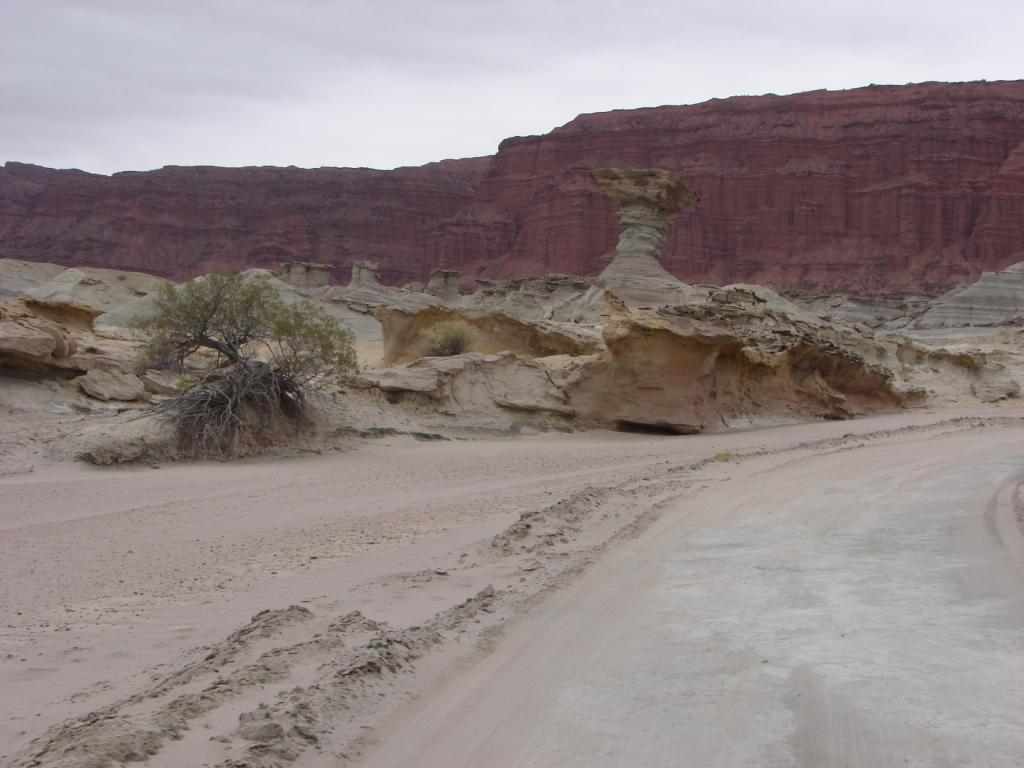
xmin=92 ymin=294 xmax=161 ymax=331
xmin=75 ymin=412 xmax=180 ymax=464
xmin=788 ymin=292 xmax=931 ymax=329
xmin=551 ymin=284 xmax=911 ymax=431
xmin=460 ymin=274 xmax=610 ymax=323
xmin=591 ymin=168 xmax=701 ymax=307
xmin=4 ymin=82 xmax=1024 ymax=295
xmin=20 ymin=264 xmax=169 ymax=328
xmin=377 ymin=305 xmax=602 ymax=366
xmin=349 ymin=353 xmax=574 ymax=427
xmin=308 ymin=261 xmax=438 ymax=342
xmin=368 ymin=281 xmax=1018 ymax=434
xmin=0 ymin=318 xmax=65 ymax=362
xmin=3 ymin=252 xmax=1020 ymax=458
xmin=0 ymin=276 xmax=155 ymax=397
xmin=140 ymin=369 xmax=180 ymax=396
xmin=0 ymin=259 xmax=65 ymax=300
xmin=0 ymin=304 xmax=78 ymax=370
xmin=234 ymin=268 xmax=386 ymax=342
xmin=425 ymin=268 xmax=461 ymax=301
xmin=77 ymin=369 xmax=147 ymax=401
xmin=909 ymin=258 xmax=1024 ymax=328
xmin=277 ymin=261 xmax=333 ymax=292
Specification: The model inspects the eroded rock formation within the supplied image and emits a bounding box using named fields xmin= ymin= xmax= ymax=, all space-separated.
xmin=425 ymin=268 xmax=461 ymax=301
xmin=3 ymin=82 xmax=1024 ymax=295
xmin=376 ymin=305 xmax=602 ymax=366
xmin=909 ymin=258 xmax=1024 ymax=328
xmin=3 ymin=250 xmax=1020 ymax=455
xmin=362 ymin=283 xmax=1019 ymax=434
xmin=0 ymin=260 xmax=168 ymax=384
xmin=590 ymin=168 xmax=700 ymax=306
xmin=277 ymin=261 xmax=333 ymax=292
xmin=353 ymin=353 xmax=573 ymax=421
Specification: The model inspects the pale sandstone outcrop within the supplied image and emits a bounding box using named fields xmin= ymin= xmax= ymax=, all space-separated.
xmin=0 ymin=304 xmax=78 ymax=369
xmin=568 ymin=305 xmax=1016 ymax=432
xmin=92 ymin=294 xmax=160 ymax=330
xmin=0 ymin=319 xmax=62 ymax=361
xmin=370 ymin=279 xmax=1018 ymax=434
xmin=349 ymin=260 xmax=382 ymax=289
xmin=376 ymin=305 xmax=602 ymax=366
xmin=315 ymin=261 xmax=437 ymax=340
xmin=909 ymin=259 xmax=1024 ymax=329
xmin=582 ymin=321 xmax=892 ymax=431
xmin=562 ymin=291 xmax=912 ymax=432
xmin=277 ymin=261 xmax=333 ymax=291
xmin=461 ymin=275 xmax=612 ymax=324
xmin=788 ymin=292 xmax=930 ymax=329
xmin=77 ymin=369 xmax=147 ymax=401
xmin=890 ymin=341 xmax=1020 ymax=404
xmin=74 ymin=412 xmax=180 ymax=464
xmin=350 ymin=353 xmax=573 ymax=422
xmin=425 ymin=268 xmax=461 ymax=301
xmin=23 ymin=266 xmax=169 ymax=327
xmin=140 ymin=369 xmax=180 ymax=396
xmin=1 ymin=292 xmax=152 ymax=411
xmin=234 ymin=269 xmax=384 ymax=342
xmin=0 ymin=259 xmax=66 ymax=300
xmin=5 ymin=251 xmax=1020 ymax=458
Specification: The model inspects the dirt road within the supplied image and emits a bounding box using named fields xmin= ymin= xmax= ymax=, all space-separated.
xmin=3 ymin=410 xmax=1024 ymax=766
xmin=363 ymin=421 xmax=1024 ymax=767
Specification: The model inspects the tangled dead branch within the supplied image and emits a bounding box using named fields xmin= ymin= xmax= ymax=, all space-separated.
xmin=155 ymin=361 xmax=308 ymax=457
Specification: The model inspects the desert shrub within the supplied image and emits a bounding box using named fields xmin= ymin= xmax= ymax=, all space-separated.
xmin=135 ymin=273 xmax=356 ymax=457
xmin=713 ymin=451 xmax=733 ymax=462
xmin=422 ymin=320 xmax=475 ymax=357
xmin=137 ymin=335 xmax=184 ymax=373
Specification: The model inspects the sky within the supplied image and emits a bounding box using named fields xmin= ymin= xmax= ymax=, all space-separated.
xmin=2 ymin=0 xmax=1022 ymax=175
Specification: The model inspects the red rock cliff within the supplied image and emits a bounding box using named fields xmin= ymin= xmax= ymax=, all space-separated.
xmin=3 ymin=81 xmax=1024 ymax=295
xmin=0 ymin=160 xmax=489 ymax=284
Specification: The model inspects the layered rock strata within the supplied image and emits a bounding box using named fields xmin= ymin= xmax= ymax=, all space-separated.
xmin=3 ymin=82 xmax=1024 ymax=295
xmin=365 ymin=284 xmax=1019 ymax=434
xmin=591 ymin=167 xmax=700 ymax=306
xmin=909 ymin=258 xmax=1024 ymax=328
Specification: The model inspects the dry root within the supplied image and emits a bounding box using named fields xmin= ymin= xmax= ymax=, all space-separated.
xmin=157 ymin=361 xmax=309 ymax=458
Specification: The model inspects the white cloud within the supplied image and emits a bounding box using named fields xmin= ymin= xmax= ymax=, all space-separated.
xmin=2 ymin=0 xmax=1022 ymax=174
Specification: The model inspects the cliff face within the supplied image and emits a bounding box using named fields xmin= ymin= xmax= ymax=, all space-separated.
xmin=3 ymin=81 xmax=1024 ymax=295
xmin=0 ymin=160 xmax=489 ymax=283
xmin=436 ymin=80 xmax=1024 ymax=295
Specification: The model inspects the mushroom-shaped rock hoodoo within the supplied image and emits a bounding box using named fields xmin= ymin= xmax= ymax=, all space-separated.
xmin=590 ymin=168 xmax=700 ymax=306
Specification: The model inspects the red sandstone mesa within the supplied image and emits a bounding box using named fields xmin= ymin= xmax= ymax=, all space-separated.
xmin=2 ymin=81 xmax=1023 ymax=295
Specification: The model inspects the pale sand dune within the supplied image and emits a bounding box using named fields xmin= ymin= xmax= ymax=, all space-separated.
xmin=3 ymin=407 xmax=1024 ymax=766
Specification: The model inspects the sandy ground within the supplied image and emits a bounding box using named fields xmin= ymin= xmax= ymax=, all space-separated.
xmin=3 ymin=406 xmax=1024 ymax=766
xmin=363 ymin=417 xmax=1024 ymax=767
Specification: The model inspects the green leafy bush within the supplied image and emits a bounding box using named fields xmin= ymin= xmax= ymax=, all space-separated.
xmin=136 ymin=273 xmax=356 ymax=457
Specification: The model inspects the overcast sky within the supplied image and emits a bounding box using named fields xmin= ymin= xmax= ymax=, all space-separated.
xmin=2 ymin=0 xmax=1022 ymax=175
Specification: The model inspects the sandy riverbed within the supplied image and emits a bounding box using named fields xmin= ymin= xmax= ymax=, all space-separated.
xmin=3 ymin=406 xmax=1024 ymax=766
